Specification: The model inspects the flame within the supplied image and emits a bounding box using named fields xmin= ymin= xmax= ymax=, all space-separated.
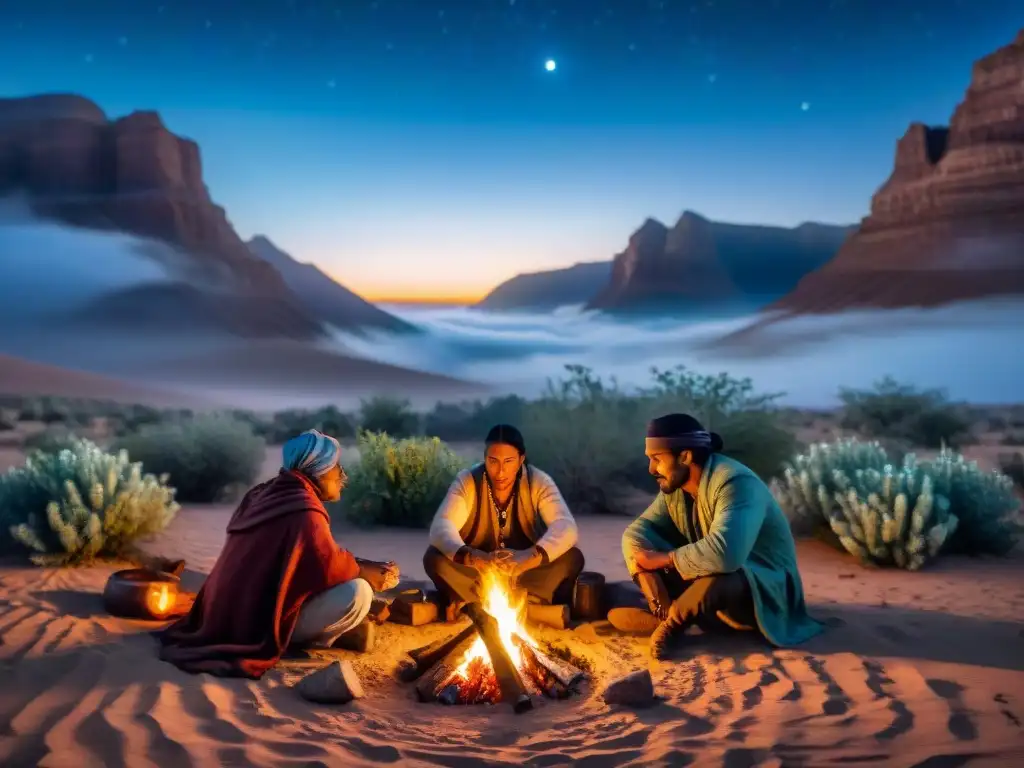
xmin=455 ymin=566 xmax=537 ymax=678
xmin=151 ymin=584 xmax=171 ymax=616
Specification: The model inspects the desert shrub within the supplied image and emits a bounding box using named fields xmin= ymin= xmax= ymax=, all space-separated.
xmin=17 ymin=398 xmax=43 ymax=421
xmin=0 ymin=436 xmax=178 ymax=565
xmin=773 ymin=438 xmax=1021 ymax=568
xmin=0 ymin=413 xmax=15 ymax=431
xmin=114 ymin=413 xmax=266 ymax=503
xmin=358 ymin=396 xmax=420 ymax=437
xmin=423 ymin=395 xmax=527 ymax=442
xmin=521 ymin=365 xmax=798 ymax=514
xmin=926 ymin=449 xmax=1021 ymax=556
xmin=22 ymin=427 xmax=83 ymax=454
xmin=261 ymin=406 xmax=356 ymax=443
xmin=340 ymin=431 xmax=469 ymax=527
xmin=838 ymin=377 xmax=972 ymax=448
xmin=109 ymin=404 xmax=180 ymax=436
xmin=998 ymin=452 xmax=1024 ymax=491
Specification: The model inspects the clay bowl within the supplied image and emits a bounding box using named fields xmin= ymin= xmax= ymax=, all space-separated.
xmin=572 ymin=570 xmax=607 ymax=621
xmin=103 ymin=568 xmax=181 ymax=620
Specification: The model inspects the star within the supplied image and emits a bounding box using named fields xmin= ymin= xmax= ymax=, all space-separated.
xmin=544 ymin=58 xmax=557 ymax=72
xmin=801 ymin=101 xmax=811 ymax=111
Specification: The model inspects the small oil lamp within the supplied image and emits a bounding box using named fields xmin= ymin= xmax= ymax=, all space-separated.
xmin=102 ymin=568 xmax=181 ymax=620
xmin=146 ymin=582 xmax=178 ymax=620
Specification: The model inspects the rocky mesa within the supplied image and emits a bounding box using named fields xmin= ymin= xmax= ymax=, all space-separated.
xmin=0 ymin=94 xmax=316 ymax=338
xmin=770 ymin=29 xmax=1024 ymax=314
xmin=586 ymin=212 xmax=851 ymax=314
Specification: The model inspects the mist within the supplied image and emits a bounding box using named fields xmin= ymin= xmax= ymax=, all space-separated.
xmin=337 ymin=301 xmax=1024 ymax=407
xmin=0 ymin=199 xmax=173 ymax=325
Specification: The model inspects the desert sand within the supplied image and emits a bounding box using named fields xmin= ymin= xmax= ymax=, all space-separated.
xmin=1 ymin=490 xmax=1022 ymax=767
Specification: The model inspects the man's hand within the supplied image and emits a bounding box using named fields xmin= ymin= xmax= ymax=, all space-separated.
xmin=633 ymin=548 xmax=674 ymax=573
xmin=500 ymin=547 xmax=544 ymax=585
xmin=358 ymin=559 xmax=400 ymax=592
xmin=461 ymin=548 xmax=497 ymax=570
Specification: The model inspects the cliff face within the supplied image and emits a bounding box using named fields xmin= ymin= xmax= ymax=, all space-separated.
xmin=246 ymin=236 xmax=418 ymax=334
xmin=0 ymin=94 xmax=323 ymax=338
xmin=586 ymin=212 xmax=849 ymax=313
xmin=772 ymin=29 xmax=1024 ymax=313
xmin=475 ymin=261 xmax=612 ymax=310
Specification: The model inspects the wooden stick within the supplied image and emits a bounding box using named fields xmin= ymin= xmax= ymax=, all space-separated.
xmin=406 ymin=623 xmax=477 ymax=676
xmin=464 ymin=603 xmax=533 ymax=714
xmin=525 ymin=603 xmax=569 ymax=629
xmin=529 ymin=645 xmax=585 ymax=689
xmin=414 ymin=632 xmax=477 ymax=702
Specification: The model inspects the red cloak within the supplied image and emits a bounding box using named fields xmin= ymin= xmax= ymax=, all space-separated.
xmin=158 ymin=469 xmax=359 ymax=678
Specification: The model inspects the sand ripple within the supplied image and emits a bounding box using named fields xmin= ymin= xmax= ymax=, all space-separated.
xmin=2 ymin=552 xmax=1024 ymax=767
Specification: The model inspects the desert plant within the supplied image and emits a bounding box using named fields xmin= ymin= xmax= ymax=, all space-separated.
xmin=923 ymin=449 xmax=1020 ymax=556
xmin=422 ymin=395 xmax=527 ymax=442
xmin=262 ymin=405 xmax=356 ymax=443
xmin=358 ymin=396 xmax=420 ymax=437
xmin=340 ymin=431 xmax=469 ymax=527
xmin=113 ymin=413 xmax=266 ymax=503
xmin=998 ymin=452 xmax=1024 ymax=491
xmin=774 ymin=438 xmax=1021 ymax=568
xmin=522 ymin=365 xmax=798 ymax=513
xmin=0 ymin=413 xmax=15 ymax=431
xmin=22 ymin=427 xmax=83 ymax=455
xmin=0 ymin=436 xmax=178 ymax=565
xmin=838 ymin=377 xmax=972 ymax=448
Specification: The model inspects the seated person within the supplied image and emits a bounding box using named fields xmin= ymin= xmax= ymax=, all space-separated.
xmin=158 ymin=429 xmax=399 ymax=678
xmin=621 ymin=413 xmax=823 ymax=660
xmin=424 ymin=424 xmax=584 ymax=619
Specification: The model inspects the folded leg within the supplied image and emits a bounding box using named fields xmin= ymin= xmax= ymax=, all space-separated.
xmin=516 ymin=547 xmax=586 ymax=605
xmin=423 ymin=545 xmax=481 ymax=605
xmin=291 ymin=577 xmax=373 ymax=648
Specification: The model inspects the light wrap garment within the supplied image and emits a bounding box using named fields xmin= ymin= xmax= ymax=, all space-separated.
xmin=621 ymin=454 xmax=824 ymax=647
xmin=429 ymin=463 xmax=578 ymax=560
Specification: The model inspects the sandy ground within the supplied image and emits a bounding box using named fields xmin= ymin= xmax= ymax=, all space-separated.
xmin=1 ymin=501 xmax=1023 ymax=767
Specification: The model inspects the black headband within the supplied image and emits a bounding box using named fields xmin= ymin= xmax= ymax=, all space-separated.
xmin=645 ymin=430 xmax=713 ymax=452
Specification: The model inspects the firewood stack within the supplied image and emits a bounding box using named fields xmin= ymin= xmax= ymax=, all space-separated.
xmin=404 ymin=603 xmax=585 ymax=712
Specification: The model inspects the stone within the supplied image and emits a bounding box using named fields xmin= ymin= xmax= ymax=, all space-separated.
xmin=0 ymin=93 xmax=321 ymax=339
xmin=295 ymin=660 xmax=365 ymax=705
xmin=771 ymin=29 xmax=1024 ymax=314
xmin=601 ymin=669 xmax=656 ymax=708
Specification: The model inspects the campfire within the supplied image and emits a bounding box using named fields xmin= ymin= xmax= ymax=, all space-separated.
xmin=403 ymin=568 xmax=586 ymax=713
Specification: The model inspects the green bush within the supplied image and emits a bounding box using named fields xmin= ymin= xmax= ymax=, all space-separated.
xmin=259 ymin=406 xmax=356 ymax=443
xmin=521 ymin=365 xmax=798 ymax=514
xmin=423 ymin=395 xmax=527 ymax=442
xmin=340 ymin=431 xmax=468 ymax=527
xmin=0 ymin=436 xmax=179 ymax=565
xmin=999 ymin=452 xmax=1024 ymax=491
xmin=358 ymin=396 xmax=420 ymax=437
xmin=114 ymin=413 xmax=266 ymax=503
xmin=22 ymin=428 xmax=83 ymax=455
xmin=773 ymin=438 xmax=1021 ymax=568
xmin=838 ymin=377 xmax=972 ymax=448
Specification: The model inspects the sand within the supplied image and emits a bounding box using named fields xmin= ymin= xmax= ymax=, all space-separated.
xmin=1 ymin=504 xmax=1022 ymax=768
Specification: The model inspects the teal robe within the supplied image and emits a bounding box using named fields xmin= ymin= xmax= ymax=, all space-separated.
xmin=621 ymin=453 xmax=823 ymax=647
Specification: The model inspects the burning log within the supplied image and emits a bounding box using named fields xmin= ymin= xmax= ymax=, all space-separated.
xmin=414 ymin=631 xmax=478 ymax=702
xmin=406 ymin=623 xmax=477 ymax=678
xmin=464 ymin=602 xmax=533 ymax=714
xmin=527 ymin=645 xmax=585 ymax=690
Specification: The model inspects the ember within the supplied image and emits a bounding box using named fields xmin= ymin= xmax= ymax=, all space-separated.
xmin=405 ymin=567 xmax=586 ymax=712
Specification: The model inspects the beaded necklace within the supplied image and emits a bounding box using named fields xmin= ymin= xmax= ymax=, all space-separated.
xmin=486 ymin=480 xmax=516 ymax=548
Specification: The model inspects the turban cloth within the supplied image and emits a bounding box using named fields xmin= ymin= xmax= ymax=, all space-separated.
xmin=282 ymin=429 xmax=342 ymax=477
xmin=644 ymin=413 xmax=720 ymax=453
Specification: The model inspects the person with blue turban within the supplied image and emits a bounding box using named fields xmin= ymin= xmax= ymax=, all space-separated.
xmin=159 ymin=429 xmax=400 ymax=678
xmin=619 ymin=413 xmax=823 ymax=661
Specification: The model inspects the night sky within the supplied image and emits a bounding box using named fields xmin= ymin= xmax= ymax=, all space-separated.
xmin=2 ymin=1 xmax=1021 ymax=302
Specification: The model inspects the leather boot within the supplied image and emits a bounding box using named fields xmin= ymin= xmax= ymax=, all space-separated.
xmin=649 ymin=615 xmax=685 ymax=660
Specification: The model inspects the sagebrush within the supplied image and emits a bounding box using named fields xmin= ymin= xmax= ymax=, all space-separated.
xmin=340 ymin=431 xmax=468 ymax=527
xmin=773 ymin=438 xmax=1021 ymax=568
xmin=0 ymin=436 xmax=178 ymax=565
xmin=838 ymin=377 xmax=972 ymax=448
xmin=522 ymin=365 xmax=798 ymax=513
xmin=114 ymin=413 xmax=266 ymax=503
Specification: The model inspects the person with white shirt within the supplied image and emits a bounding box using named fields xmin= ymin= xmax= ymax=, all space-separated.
xmin=423 ymin=424 xmax=584 ymax=621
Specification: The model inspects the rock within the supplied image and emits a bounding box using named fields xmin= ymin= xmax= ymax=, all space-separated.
xmin=601 ymin=669 xmax=656 ymax=708
xmin=771 ymin=29 xmax=1024 ymax=314
xmin=0 ymin=93 xmax=323 ymax=339
xmin=295 ymin=660 xmax=365 ymax=705
xmin=585 ymin=213 xmax=849 ymax=313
